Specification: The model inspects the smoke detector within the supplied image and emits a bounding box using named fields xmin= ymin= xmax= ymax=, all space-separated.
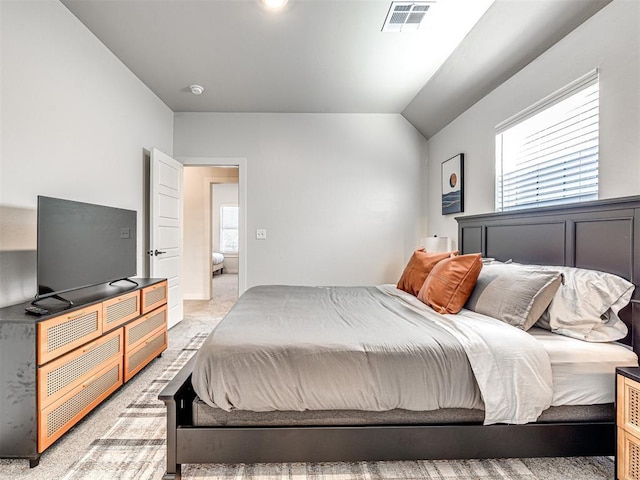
xmin=189 ymin=84 xmax=204 ymax=95
xmin=382 ymin=2 xmax=434 ymax=32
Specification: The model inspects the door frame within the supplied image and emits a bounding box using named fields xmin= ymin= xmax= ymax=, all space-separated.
xmin=178 ymin=157 xmax=247 ymax=296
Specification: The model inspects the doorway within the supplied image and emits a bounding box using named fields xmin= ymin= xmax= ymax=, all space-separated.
xmin=209 ymin=175 xmax=239 ymax=301
xmin=181 ymin=160 xmax=245 ymax=302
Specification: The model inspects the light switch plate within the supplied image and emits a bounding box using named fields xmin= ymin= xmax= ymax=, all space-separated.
xmin=256 ymin=228 xmax=267 ymax=240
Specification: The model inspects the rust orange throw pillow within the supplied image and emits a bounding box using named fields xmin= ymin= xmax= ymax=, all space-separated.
xmin=397 ymin=248 xmax=458 ymax=296
xmin=417 ymin=253 xmax=483 ymax=314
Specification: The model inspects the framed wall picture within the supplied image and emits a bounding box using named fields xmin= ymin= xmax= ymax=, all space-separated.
xmin=441 ymin=153 xmax=464 ymax=215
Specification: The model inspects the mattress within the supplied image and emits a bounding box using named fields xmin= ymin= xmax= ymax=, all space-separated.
xmin=191 ymin=328 xmax=634 ymax=427
xmin=191 ymin=285 xmax=636 ymax=426
xmin=212 ymin=252 xmax=225 ymax=265
xmin=191 ymin=285 xmax=556 ymax=425
xmin=529 ymin=326 xmax=637 ymax=405
xmin=193 ymin=327 xmax=638 ymax=426
xmin=191 ymin=329 xmax=635 ymax=427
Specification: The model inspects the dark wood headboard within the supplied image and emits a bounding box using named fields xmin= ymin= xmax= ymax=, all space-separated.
xmin=456 ymin=196 xmax=640 ymax=354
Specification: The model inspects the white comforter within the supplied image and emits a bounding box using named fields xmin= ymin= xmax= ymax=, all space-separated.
xmin=192 ymin=285 xmax=553 ymax=425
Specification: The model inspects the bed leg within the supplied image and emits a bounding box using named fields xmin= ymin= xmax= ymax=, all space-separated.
xmin=162 ymin=396 xmax=182 ymax=480
xmin=162 ymin=464 xmax=181 ymax=480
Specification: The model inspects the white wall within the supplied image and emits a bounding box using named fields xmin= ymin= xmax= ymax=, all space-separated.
xmin=0 ymin=0 xmax=174 ymax=307
xmin=212 ymin=183 xmax=239 ymax=273
xmin=174 ymin=113 xmax=427 ymax=289
xmin=425 ymin=0 xmax=640 ymax=242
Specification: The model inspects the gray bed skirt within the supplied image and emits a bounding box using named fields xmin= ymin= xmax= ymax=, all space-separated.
xmin=192 ymin=398 xmax=613 ymax=427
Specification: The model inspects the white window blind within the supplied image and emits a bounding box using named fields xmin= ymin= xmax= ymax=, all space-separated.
xmin=220 ymin=205 xmax=239 ymax=253
xmin=495 ymin=70 xmax=599 ymax=212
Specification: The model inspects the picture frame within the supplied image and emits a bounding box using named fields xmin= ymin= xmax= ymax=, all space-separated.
xmin=441 ymin=153 xmax=464 ymax=215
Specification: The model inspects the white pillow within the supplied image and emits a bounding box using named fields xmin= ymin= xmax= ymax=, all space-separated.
xmin=532 ymin=265 xmax=634 ymax=342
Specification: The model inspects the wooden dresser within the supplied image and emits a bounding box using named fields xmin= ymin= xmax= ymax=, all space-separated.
xmin=0 ymin=278 xmax=167 ymax=467
xmin=617 ymin=366 xmax=640 ymax=480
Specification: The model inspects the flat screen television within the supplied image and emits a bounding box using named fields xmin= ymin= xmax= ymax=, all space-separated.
xmin=35 ymin=196 xmax=137 ymax=303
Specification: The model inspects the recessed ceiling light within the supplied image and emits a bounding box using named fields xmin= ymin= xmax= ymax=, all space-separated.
xmin=189 ymin=84 xmax=204 ymax=95
xmin=261 ymin=0 xmax=288 ymax=10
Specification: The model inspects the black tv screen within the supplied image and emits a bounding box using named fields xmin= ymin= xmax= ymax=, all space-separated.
xmin=37 ymin=196 xmax=137 ymax=299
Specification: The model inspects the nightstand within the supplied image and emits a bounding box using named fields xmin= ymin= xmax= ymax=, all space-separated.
xmin=617 ymin=367 xmax=640 ymax=480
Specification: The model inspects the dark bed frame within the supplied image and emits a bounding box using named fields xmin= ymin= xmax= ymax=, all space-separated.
xmin=159 ymin=196 xmax=640 ymax=480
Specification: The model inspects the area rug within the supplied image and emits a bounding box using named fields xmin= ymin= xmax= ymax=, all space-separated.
xmin=60 ymin=333 xmax=614 ymax=480
xmin=61 ymin=333 xmax=208 ymax=480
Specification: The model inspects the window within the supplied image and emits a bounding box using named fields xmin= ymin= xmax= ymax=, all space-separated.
xmin=495 ymin=71 xmax=599 ymax=211
xmin=220 ymin=204 xmax=239 ymax=253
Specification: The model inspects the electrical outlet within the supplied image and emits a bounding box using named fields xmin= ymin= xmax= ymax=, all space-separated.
xmin=256 ymin=228 xmax=267 ymax=240
xmin=120 ymin=228 xmax=130 ymax=239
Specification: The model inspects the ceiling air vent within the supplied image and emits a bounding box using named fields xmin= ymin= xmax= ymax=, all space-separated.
xmin=382 ymin=2 xmax=434 ymax=32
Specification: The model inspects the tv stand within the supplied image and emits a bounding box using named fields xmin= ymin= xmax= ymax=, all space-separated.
xmin=109 ymin=277 xmax=139 ymax=287
xmin=0 ymin=278 xmax=168 ymax=467
xmin=31 ymin=293 xmax=74 ymax=307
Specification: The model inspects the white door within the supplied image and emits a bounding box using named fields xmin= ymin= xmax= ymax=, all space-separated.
xmin=150 ymin=148 xmax=183 ymax=328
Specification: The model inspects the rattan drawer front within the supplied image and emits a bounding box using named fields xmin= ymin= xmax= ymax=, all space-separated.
xmin=620 ymin=376 xmax=640 ymax=439
xmin=103 ymin=291 xmax=140 ymax=331
xmin=37 ymin=328 xmax=123 ymax=410
xmin=141 ymin=281 xmax=167 ymax=314
xmin=124 ymin=304 xmax=167 ymax=352
xmin=37 ymin=305 xmax=103 ymax=365
xmin=38 ymin=359 xmax=122 ymax=452
xmin=124 ymin=329 xmax=166 ymax=382
xmin=618 ymin=427 xmax=640 ymax=480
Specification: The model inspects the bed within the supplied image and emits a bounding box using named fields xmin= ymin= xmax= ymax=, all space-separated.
xmin=160 ymin=195 xmax=640 ymax=480
xmin=212 ymin=252 xmax=224 ymax=276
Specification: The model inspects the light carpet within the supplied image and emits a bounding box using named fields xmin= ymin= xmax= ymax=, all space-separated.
xmin=61 ymin=333 xmax=209 ymax=480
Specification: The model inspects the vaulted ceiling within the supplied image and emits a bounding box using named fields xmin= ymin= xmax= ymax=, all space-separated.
xmin=60 ymin=0 xmax=611 ymax=139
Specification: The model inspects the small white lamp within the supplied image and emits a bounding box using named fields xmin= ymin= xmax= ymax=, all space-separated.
xmin=421 ymin=236 xmax=451 ymax=253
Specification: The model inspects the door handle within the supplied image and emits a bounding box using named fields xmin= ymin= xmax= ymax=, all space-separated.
xmin=154 ymin=249 xmax=167 ymax=256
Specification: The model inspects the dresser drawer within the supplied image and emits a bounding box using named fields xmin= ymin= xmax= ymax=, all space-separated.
xmin=37 ymin=328 xmax=124 ymax=410
xmin=102 ymin=291 xmax=140 ymax=332
xmin=37 ymin=305 xmax=103 ymax=365
xmin=38 ymin=359 xmax=122 ymax=452
xmin=141 ymin=281 xmax=168 ymax=314
xmin=619 ymin=375 xmax=640 ymax=439
xmin=124 ymin=329 xmax=167 ymax=382
xmin=618 ymin=427 xmax=640 ymax=480
xmin=124 ymin=304 xmax=167 ymax=352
